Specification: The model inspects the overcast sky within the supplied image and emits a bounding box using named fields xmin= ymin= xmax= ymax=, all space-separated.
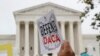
xmin=0 ymin=0 xmax=99 ymax=34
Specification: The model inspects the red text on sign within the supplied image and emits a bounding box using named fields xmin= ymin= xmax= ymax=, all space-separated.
xmin=43 ymin=34 xmax=60 ymax=44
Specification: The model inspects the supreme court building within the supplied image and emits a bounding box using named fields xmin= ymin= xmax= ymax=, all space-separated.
xmin=13 ymin=2 xmax=84 ymax=56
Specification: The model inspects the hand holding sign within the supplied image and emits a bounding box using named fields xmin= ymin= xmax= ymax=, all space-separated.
xmin=58 ymin=40 xmax=75 ymax=56
xmin=37 ymin=11 xmax=62 ymax=54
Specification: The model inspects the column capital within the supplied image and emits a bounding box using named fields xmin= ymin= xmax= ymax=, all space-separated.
xmin=16 ymin=21 xmax=20 ymax=24
xmin=69 ymin=21 xmax=74 ymax=24
xmin=77 ymin=21 xmax=81 ymax=23
xmin=77 ymin=22 xmax=81 ymax=25
xmin=25 ymin=21 xmax=30 ymax=24
xmin=34 ymin=21 xmax=37 ymax=24
xmin=61 ymin=22 xmax=65 ymax=25
xmin=60 ymin=21 xmax=66 ymax=23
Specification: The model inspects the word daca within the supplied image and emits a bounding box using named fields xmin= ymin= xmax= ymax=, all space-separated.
xmin=43 ymin=34 xmax=61 ymax=44
xmin=40 ymin=21 xmax=57 ymax=36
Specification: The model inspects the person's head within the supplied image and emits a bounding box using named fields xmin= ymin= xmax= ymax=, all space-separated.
xmin=85 ymin=48 xmax=88 ymax=53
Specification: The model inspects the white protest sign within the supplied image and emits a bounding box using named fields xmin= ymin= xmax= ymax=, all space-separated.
xmin=37 ymin=11 xmax=62 ymax=54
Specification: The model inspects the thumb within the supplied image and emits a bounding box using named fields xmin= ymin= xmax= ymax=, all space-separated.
xmin=59 ymin=40 xmax=68 ymax=51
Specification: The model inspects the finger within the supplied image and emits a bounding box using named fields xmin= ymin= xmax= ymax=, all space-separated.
xmin=59 ymin=40 xmax=66 ymax=53
xmin=60 ymin=42 xmax=64 ymax=50
xmin=58 ymin=43 xmax=64 ymax=56
xmin=59 ymin=41 xmax=64 ymax=53
xmin=60 ymin=40 xmax=67 ymax=50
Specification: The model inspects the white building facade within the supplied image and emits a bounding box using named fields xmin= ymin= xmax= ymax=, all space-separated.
xmin=83 ymin=35 xmax=100 ymax=56
xmin=13 ymin=2 xmax=84 ymax=56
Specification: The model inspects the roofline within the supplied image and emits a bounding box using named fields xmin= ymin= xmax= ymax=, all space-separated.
xmin=13 ymin=2 xmax=82 ymax=15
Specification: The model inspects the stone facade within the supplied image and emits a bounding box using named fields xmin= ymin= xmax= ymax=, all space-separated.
xmin=13 ymin=2 xmax=83 ymax=56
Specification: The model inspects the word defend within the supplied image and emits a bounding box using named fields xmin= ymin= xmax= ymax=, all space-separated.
xmin=37 ymin=11 xmax=62 ymax=54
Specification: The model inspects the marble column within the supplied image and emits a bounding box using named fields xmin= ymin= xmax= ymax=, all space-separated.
xmin=34 ymin=21 xmax=40 ymax=56
xmin=69 ymin=22 xmax=75 ymax=51
xmin=25 ymin=22 xmax=29 ymax=56
xmin=16 ymin=22 xmax=20 ymax=56
xmin=61 ymin=21 xmax=65 ymax=40
xmin=77 ymin=22 xmax=83 ymax=54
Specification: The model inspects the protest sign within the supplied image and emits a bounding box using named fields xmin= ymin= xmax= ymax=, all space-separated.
xmin=37 ymin=11 xmax=62 ymax=54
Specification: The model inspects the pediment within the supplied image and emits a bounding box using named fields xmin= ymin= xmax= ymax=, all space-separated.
xmin=14 ymin=2 xmax=82 ymax=16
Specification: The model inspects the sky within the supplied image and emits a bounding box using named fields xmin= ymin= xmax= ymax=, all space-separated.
xmin=0 ymin=0 xmax=99 ymax=35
